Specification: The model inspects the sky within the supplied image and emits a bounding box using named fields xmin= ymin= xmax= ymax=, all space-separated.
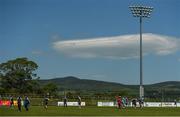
xmin=0 ymin=0 xmax=180 ymax=84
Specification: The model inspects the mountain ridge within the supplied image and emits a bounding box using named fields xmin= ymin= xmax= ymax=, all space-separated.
xmin=40 ymin=76 xmax=180 ymax=94
xmin=40 ymin=76 xmax=180 ymax=86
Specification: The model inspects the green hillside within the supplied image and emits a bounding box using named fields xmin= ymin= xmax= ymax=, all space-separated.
xmin=40 ymin=76 xmax=180 ymax=99
xmin=40 ymin=76 xmax=131 ymax=90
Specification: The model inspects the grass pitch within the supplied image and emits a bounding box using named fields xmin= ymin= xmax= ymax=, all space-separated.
xmin=0 ymin=106 xmax=180 ymax=116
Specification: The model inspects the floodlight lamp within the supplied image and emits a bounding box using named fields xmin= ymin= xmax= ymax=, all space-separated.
xmin=129 ymin=5 xmax=153 ymax=18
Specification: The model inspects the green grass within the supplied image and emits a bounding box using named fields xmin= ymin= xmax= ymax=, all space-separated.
xmin=0 ymin=106 xmax=180 ymax=116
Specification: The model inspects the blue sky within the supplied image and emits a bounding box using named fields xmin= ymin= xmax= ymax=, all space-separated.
xmin=0 ymin=0 xmax=180 ymax=84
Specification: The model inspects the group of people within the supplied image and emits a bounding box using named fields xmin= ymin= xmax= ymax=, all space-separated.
xmin=8 ymin=95 xmax=145 ymax=111
xmin=131 ymin=98 xmax=144 ymax=108
xmin=116 ymin=96 xmax=144 ymax=109
xmin=43 ymin=95 xmax=82 ymax=109
xmin=9 ymin=95 xmax=82 ymax=111
xmin=62 ymin=96 xmax=82 ymax=108
xmin=10 ymin=96 xmax=30 ymax=112
xmin=10 ymin=96 xmax=51 ymax=111
xmin=116 ymin=96 xmax=129 ymax=109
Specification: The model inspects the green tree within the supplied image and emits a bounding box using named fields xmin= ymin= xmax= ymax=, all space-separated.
xmin=43 ymin=82 xmax=58 ymax=96
xmin=0 ymin=57 xmax=39 ymax=93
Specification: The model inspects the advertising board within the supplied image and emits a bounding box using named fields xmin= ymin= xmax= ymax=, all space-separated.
xmin=97 ymin=102 xmax=115 ymax=107
xmin=57 ymin=102 xmax=85 ymax=106
xmin=0 ymin=100 xmax=23 ymax=106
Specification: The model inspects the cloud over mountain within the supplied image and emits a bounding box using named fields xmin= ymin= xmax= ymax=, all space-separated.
xmin=53 ymin=33 xmax=180 ymax=59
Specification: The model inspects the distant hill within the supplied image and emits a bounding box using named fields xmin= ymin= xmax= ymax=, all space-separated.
xmin=144 ymin=81 xmax=180 ymax=93
xmin=39 ymin=76 xmax=180 ymax=98
xmin=40 ymin=76 xmax=135 ymax=91
xmin=148 ymin=81 xmax=180 ymax=88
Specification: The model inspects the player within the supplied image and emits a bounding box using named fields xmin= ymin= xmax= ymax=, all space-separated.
xmin=174 ymin=99 xmax=177 ymax=107
xmin=63 ymin=96 xmax=67 ymax=107
xmin=138 ymin=98 xmax=144 ymax=108
xmin=132 ymin=98 xmax=137 ymax=108
xmin=116 ymin=96 xmax=122 ymax=109
xmin=17 ymin=96 xmax=22 ymax=112
xmin=125 ymin=97 xmax=129 ymax=107
xmin=77 ymin=96 xmax=81 ymax=108
xmin=10 ymin=96 xmax=14 ymax=108
xmin=24 ymin=96 xmax=30 ymax=111
xmin=122 ymin=97 xmax=126 ymax=108
xmin=43 ymin=97 xmax=49 ymax=110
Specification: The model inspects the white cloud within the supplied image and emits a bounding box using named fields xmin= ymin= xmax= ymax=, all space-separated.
xmin=53 ymin=33 xmax=180 ymax=59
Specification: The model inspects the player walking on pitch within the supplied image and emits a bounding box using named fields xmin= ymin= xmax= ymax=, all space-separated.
xmin=116 ymin=96 xmax=122 ymax=109
xmin=77 ymin=96 xmax=81 ymax=108
xmin=43 ymin=97 xmax=49 ymax=110
xmin=9 ymin=96 xmax=14 ymax=108
xmin=24 ymin=96 xmax=30 ymax=111
xmin=17 ymin=96 xmax=22 ymax=112
xmin=63 ymin=96 xmax=67 ymax=107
